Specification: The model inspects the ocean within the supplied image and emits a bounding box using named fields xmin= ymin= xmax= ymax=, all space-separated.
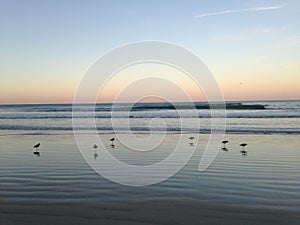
xmin=0 ymin=100 xmax=300 ymax=135
xmin=0 ymin=100 xmax=299 ymax=212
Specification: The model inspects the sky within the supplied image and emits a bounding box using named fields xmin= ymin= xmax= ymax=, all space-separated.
xmin=0 ymin=0 xmax=299 ymax=104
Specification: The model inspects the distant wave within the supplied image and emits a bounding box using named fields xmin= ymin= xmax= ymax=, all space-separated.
xmin=0 ymin=125 xmax=299 ymax=134
xmin=1 ymin=112 xmax=300 ymax=119
xmin=1 ymin=115 xmax=300 ymax=119
xmin=0 ymin=102 xmax=266 ymax=113
xmin=0 ymin=101 xmax=299 ymax=135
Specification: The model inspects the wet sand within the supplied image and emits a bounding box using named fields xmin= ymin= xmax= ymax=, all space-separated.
xmin=1 ymin=200 xmax=299 ymax=225
xmin=1 ymin=133 xmax=300 ymax=224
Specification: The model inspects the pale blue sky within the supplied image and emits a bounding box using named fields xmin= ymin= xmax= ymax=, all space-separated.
xmin=1 ymin=0 xmax=299 ymax=103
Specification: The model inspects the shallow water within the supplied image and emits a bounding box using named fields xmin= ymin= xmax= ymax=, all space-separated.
xmin=0 ymin=133 xmax=299 ymax=211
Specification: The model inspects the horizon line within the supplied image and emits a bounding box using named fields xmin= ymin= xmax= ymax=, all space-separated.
xmin=1 ymin=98 xmax=299 ymax=106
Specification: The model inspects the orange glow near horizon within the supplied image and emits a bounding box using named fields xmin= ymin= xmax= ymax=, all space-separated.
xmin=97 ymin=62 xmax=207 ymax=104
xmin=1 ymin=61 xmax=300 ymax=104
xmin=1 ymin=80 xmax=300 ymax=104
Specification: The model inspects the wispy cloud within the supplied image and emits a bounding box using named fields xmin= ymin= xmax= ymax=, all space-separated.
xmin=195 ymin=4 xmax=285 ymax=18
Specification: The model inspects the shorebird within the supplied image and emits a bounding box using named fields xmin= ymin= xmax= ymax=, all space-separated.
xmin=240 ymin=143 xmax=247 ymax=154
xmin=188 ymin=137 xmax=195 ymax=146
xmin=221 ymin=140 xmax=229 ymax=148
xmin=110 ymin=137 xmax=115 ymax=145
xmin=33 ymin=143 xmax=40 ymax=149
xmin=93 ymin=144 xmax=98 ymax=149
xmin=240 ymin=143 xmax=247 ymax=149
xmin=94 ymin=152 xmax=98 ymax=159
xmin=33 ymin=143 xmax=40 ymax=156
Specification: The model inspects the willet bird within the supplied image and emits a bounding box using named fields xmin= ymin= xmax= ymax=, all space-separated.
xmin=93 ymin=144 xmax=98 ymax=149
xmin=188 ymin=137 xmax=195 ymax=146
xmin=221 ymin=140 xmax=229 ymax=148
xmin=33 ymin=143 xmax=40 ymax=155
xmin=240 ymin=143 xmax=247 ymax=154
xmin=33 ymin=143 xmax=40 ymax=149
xmin=240 ymin=143 xmax=247 ymax=149
xmin=110 ymin=137 xmax=115 ymax=145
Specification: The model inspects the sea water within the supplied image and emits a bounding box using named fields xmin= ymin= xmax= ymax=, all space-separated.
xmin=0 ymin=100 xmax=299 ymax=210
